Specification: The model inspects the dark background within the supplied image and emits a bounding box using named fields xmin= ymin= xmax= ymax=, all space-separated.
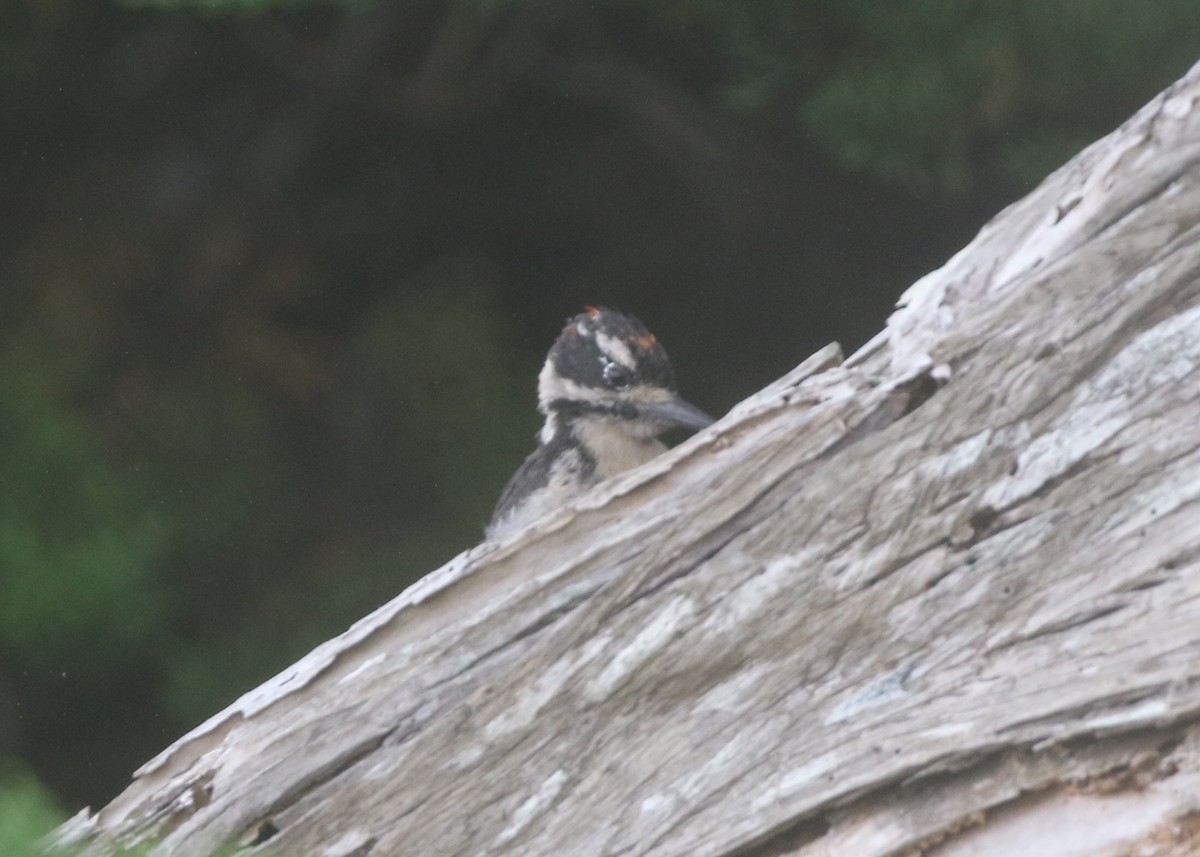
xmin=2 ymin=0 xmax=1198 ymax=846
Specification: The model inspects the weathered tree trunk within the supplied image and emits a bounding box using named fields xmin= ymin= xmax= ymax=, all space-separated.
xmin=55 ymin=61 xmax=1200 ymax=857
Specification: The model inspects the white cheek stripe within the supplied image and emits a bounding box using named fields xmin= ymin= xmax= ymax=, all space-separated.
xmin=538 ymin=364 xmax=609 ymax=410
xmin=539 ymin=412 xmax=558 ymax=445
xmin=594 ymin=331 xmax=636 ymax=370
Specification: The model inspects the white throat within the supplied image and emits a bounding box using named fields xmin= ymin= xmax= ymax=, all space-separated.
xmin=573 ymin=418 xmax=667 ymax=479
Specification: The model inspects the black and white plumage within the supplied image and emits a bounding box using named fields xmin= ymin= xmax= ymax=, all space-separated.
xmin=488 ymin=306 xmax=713 ymax=536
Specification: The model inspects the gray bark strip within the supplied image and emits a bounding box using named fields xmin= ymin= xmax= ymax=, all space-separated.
xmin=55 ymin=60 xmax=1200 ymax=857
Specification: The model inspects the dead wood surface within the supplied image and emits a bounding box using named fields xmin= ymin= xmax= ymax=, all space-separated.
xmin=55 ymin=60 xmax=1200 ymax=857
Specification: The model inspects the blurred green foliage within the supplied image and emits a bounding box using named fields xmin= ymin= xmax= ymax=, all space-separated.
xmin=119 ymin=0 xmax=342 ymax=11
xmin=0 ymin=374 xmax=169 ymax=666
xmin=104 ymin=0 xmax=1200 ymax=193
xmin=663 ymin=0 xmax=1200 ymax=193
xmin=0 ymin=769 xmax=62 ymax=857
xmin=345 ymin=279 xmax=531 ymax=519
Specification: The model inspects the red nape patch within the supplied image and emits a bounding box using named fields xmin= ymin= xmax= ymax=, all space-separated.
xmin=584 ymin=305 xmax=600 ymax=317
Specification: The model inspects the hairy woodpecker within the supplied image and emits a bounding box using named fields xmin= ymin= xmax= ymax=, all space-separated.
xmin=488 ymin=306 xmax=713 ymax=536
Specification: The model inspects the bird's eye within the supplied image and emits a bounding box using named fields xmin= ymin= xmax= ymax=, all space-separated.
xmin=603 ymin=361 xmax=634 ymax=389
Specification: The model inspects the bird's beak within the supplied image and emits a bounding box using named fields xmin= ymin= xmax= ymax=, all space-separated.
xmin=638 ymin=395 xmax=715 ymax=432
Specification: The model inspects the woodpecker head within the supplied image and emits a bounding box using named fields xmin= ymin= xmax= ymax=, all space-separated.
xmin=537 ymin=306 xmax=713 ymax=443
xmin=488 ymin=306 xmax=714 ymax=535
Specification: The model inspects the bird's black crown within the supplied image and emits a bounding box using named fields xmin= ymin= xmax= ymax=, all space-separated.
xmin=546 ymin=306 xmax=677 ymax=395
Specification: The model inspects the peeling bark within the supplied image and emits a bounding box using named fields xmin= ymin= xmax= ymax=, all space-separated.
xmin=53 ymin=60 xmax=1200 ymax=857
